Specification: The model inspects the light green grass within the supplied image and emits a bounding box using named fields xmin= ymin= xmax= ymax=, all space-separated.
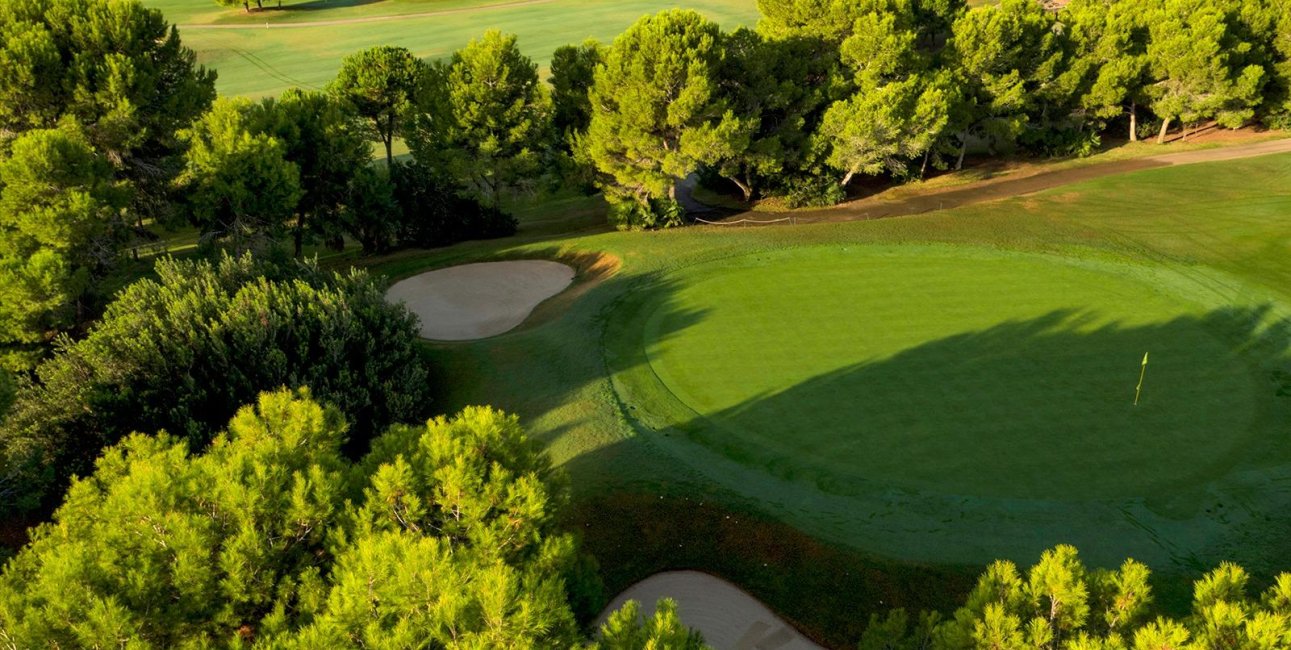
xmin=152 ymin=0 xmax=759 ymax=97
xmin=358 ymin=152 xmax=1291 ymax=641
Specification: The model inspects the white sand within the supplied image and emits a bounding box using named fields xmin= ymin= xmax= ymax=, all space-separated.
xmin=386 ymin=260 xmax=574 ymax=341
xmin=596 ymin=571 xmax=824 ymax=650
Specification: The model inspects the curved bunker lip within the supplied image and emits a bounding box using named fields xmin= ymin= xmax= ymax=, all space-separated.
xmin=386 ymin=260 xmax=575 ymax=341
xmin=596 ymin=570 xmax=824 ymax=650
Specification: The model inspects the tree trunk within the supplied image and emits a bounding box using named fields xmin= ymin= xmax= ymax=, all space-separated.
xmin=243 ymin=0 xmax=250 ymax=11
xmin=920 ymin=149 xmax=931 ymax=179
xmin=293 ymin=214 xmax=305 ymax=258
xmin=729 ymin=176 xmax=753 ymax=203
xmin=1156 ymin=117 xmax=1171 ymax=145
xmin=841 ymin=170 xmax=855 ymax=187
xmin=384 ymin=114 xmax=395 ymax=168
xmin=955 ymin=132 xmax=968 ymax=171
xmin=1128 ymin=103 xmax=1138 ymax=142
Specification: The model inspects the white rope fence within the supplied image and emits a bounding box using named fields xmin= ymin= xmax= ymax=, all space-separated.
xmin=692 ymin=215 xmax=799 ymax=227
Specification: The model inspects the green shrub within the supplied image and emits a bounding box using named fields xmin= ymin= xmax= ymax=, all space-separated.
xmin=0 ymin=390 xmax=584 ymax=647
xmin=390 ymin=160 xmax=518 ymax=248
xmin=607 ymin=197 xmax=686 ymax=231
xmin=0 ymin=254 xmax=429 ymax=515
xmin=781 ymin=174 xmax=846 ymax=209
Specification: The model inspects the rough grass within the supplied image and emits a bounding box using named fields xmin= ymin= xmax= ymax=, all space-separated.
xmin=359 ymin=152 xmax=1291 ymax=645
xmin=149 ymin=0 xmax=759 ymax=97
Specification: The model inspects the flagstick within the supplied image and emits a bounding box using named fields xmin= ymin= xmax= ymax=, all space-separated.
xmin=1134 ymin=352 xmax=1149 ymax=406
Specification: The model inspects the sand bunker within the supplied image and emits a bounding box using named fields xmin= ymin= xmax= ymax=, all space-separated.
xmin=597 ymin=571 xmax=823 ymax=650
xmin=387 ymin=260 xmax=574 ymax=341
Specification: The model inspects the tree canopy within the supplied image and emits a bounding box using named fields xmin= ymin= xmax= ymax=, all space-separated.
xmin=258 ymin=89 xmax=373 ymax=256
xmin=330 ymin=46 xmax=431 ymax=167
xmin=0 ymin=0 xmax=215 ymax=211
xmin=1146 ymin=0 xmax=1267 ymax=142
xmin=582 ymin=10 xmax=746 ymax=229
xmin=0 ymin=254 xmax=429 ymax=515
xmin=0 ymin=391 xmax=594 ymax=647
xmin=551 ymin=40 xmax=607 ymax=142
xmin=407 ymin=30 xmax=551 ymax=206
xmin=0 ymin=126 xmax=126 ymax=369
xmin=176 ymin=98 xmax=302 ymax=250
xmin=854 ymin=545 xmax=1291 ymax=650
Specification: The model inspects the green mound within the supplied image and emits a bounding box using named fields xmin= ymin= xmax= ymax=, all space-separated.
xmin=629 ymin=246 xmax=1282 ymax=501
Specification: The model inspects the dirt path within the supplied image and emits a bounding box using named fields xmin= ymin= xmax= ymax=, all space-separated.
xmin=598 ymin=571 xmax=825 ymax=650
xmin=180 ymin=0 xmax=558 ymax=29
xmin=711 ymin=137 xmax=1291 ymax=226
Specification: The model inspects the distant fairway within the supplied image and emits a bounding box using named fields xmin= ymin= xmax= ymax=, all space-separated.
xmin=151 ymin=0 xmax=759 ymax=97
xmin=635 ymin=246 xmax=1269 ymax=500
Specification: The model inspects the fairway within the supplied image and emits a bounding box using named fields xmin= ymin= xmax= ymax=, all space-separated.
xmin=157 ymin=0 xmax=759 ymax=97
xmin=632 ymin=246 xmax=1272 ymax=500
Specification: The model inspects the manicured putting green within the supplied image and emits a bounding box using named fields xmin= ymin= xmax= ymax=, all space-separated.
xmin=639 ymin=246 xmax=1267 ymax=500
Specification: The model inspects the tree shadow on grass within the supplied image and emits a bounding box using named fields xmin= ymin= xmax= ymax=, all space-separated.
xmin=258 ymin=0 xmax=383 ymax=12
xmin=668 ymin=304 xmax=1291 ymax=502
xmin=415 ymin=247 xmax=709 ymax=450
xmin=565 ymin=303 xmax=1291 ymax=645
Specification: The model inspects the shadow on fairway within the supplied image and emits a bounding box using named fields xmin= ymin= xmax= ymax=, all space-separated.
xmin=419 ymin=254 xmax=709 ymax=451
xmin=266 ymin=0 xmax=383 ymax=12
xmin=660 ymin=305 xmax=1291 ymax=501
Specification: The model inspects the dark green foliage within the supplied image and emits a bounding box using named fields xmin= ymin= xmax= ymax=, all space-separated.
xmin=0 ymin=0 xmax=215 ymax=215
xmin=1147 ymin=0 xmax=1267 ymax=141
xmin=176 ymin=98 xmax=302 ymax=250
xmin=582 ymin=10 xmax=745 ymax=225
xmin=782 ymin=173 xmax=847 ymax=208
xmin=944 ymin=0 xmax=1084 ymax=162
xmin=858 ymin=609 xmax=941 ymax=650
xmin=755 ymin=0 xmax=862 ymax=43
xmin=178 ymin=91 xmax=374 ymax=254
xmin=257 ymin=89 xmax=373 ymax=256
xmin=715 ymin=29 xmax=841 ymax=201
xmin=1064 ymin=0 xmax=1154 ymax=141
xmin=330 ymin=46 xmax=431 ymax=167
xmin=390 ymin=160 xmax=518 ymax=249
xmin=0 ymin=125 xmax=127 ymax=368
xmin=607 ymin=196 xmax=686 ymax=231
xmin=892 ymin=546 xmax=1291 ymax=650
xmin=551 ymin=40 xmax=606 ymax=141
xmin=405 ymin=31 xmax=551 ymax=207
xmin=0 ymin=391 xmax=591 ymax=647
xmin=340 ymin=165 xmax=400 ymax=253
xmin=0 ymin=254 xmax=428 ymax=515
xmin=0 ymin=368 xmax=13 ymax=417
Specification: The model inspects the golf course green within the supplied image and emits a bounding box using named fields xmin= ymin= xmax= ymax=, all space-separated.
xmin=631 ymin=246 xmax=1268 ymax=500
xmin=363 ymin=148 xmax=1291 ymax=643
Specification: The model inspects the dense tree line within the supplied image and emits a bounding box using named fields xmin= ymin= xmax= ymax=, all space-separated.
xmin=0 ymin=0 xmax=215 ymax=369
xmin=0 ymin=389 xmax=703 ymax=648
xmin=0 ymin=254 xmax=429 ymax=515
xmin=859 ymin=544 xmax=1291 ymax=650
xmin=573 ymin=0 xmax=1291 ymax=227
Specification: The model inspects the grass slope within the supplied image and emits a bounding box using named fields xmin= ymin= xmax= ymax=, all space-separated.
xmin=363 ymin=152 xmax=1291 ymax=646
xmin=150 ymin=0 xmax=759 ymax=97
